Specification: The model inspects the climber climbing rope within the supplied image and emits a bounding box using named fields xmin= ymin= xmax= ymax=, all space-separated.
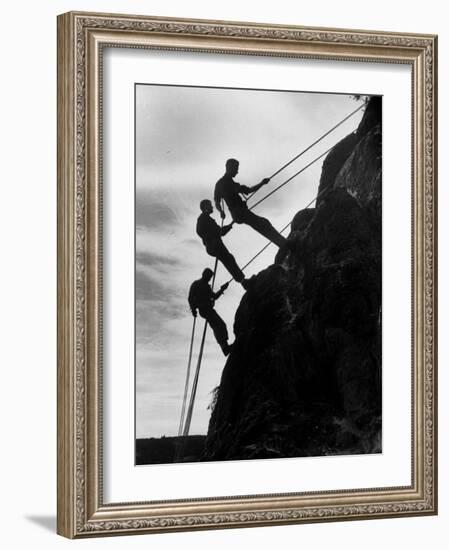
xmin=215 ymin=105 xmax=368 ymax=283
xmin=219 ymin=103 xmax=364 ymax=244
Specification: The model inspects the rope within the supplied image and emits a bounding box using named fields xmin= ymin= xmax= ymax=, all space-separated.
xmin=247 ymin=146 xmax=333 ymax=212
xmin=180 ymin=217 xmax=223 ymax=440
xmin=245 ymin=103 xmax=364 ymax=203
xmin=182 ymin=318 xmax=209 ymax=437
xmin=177 ymin=315 xmax=197 ymax=437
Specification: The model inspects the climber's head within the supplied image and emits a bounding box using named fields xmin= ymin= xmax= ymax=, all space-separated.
xmin=200 ymin=199 xmax=213 ymax=214
xmin=225 ymin=158 xmax=239 ymax=177
xmin=201 ymin=268 xmax=214 ymax=282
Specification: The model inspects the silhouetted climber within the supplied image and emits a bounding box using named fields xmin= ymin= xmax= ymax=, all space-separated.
xmin=196 ymin=199 xmax=249 ymax=289
xmin=214 ymin=158 xmax=287 ymax=248
xmin=188 ymin=268 xmax=232 ymax=356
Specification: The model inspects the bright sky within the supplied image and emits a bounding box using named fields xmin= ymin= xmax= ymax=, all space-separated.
xmin=135 ymin=83 xmax=364 ymax=438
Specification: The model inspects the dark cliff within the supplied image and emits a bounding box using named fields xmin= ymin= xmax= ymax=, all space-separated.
xmin=204 ymin=97 xmax=382 ymax=461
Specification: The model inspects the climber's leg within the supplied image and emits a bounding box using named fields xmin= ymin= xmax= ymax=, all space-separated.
xmin=199 ymin=307 xmax=230 ymax=355
xmin=232 ymin=207 xmax=287 ymax=248
xmin=209 ymin=241 xmax=244 ymax=282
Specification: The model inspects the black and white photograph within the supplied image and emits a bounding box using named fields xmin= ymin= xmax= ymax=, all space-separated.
xmin=135 ymin=83 xmax=382 ymax=465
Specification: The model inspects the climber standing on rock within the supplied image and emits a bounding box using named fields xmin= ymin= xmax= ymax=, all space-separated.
xmin=214 ymin=158 xmax=287 ymax=248
xmin=188 ymin=268 xmax=232 ymax=356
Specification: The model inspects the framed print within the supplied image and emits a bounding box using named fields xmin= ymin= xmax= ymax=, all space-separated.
xmin=57 ymin=11 xmax=437 ymax=538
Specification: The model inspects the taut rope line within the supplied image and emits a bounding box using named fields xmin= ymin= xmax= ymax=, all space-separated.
xmin=247 ymin=146 xmax=333 ymax=212
xmin=177 ymin=315 xmax=197 ymax=437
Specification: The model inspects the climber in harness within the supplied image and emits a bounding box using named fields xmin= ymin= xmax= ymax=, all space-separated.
xmin=188 ymin=268 xmax=232 ymax=356
xmin=214 ymin=158 xmax=287 ymax=248
xmin=196 ymin=199 xmax=250 ymax=289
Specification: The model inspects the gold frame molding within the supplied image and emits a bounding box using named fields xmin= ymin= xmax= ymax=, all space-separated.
xmin=57 ymin=11 xmax=438 ymax=538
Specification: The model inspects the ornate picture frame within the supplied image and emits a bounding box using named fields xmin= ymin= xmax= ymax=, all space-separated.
xmin=57 ymin=11 xmax=437 ymax=538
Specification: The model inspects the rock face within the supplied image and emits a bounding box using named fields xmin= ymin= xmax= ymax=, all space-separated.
xmin=204 ymin=97 xmax=382 ymax=461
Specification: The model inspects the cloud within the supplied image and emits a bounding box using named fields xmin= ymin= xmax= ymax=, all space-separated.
xmin=134 ymin=83 xmax=365 ymax=438
xmin=136 ymin=197 xmax=181 ymax=230
xmin=136 ymin=250 xmax=180 ymax=268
